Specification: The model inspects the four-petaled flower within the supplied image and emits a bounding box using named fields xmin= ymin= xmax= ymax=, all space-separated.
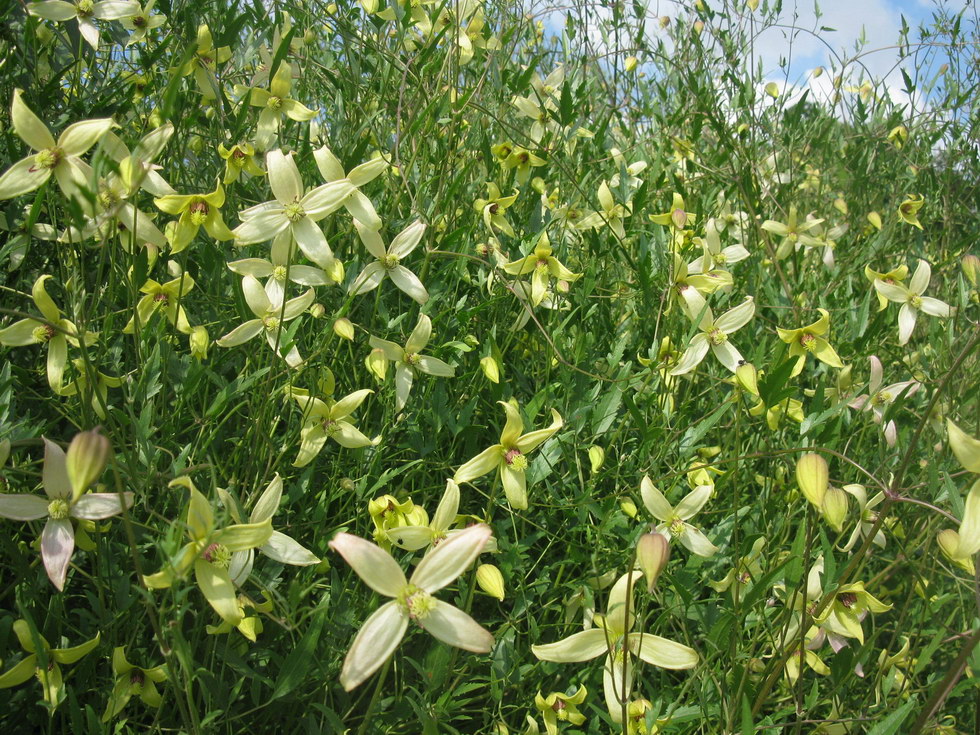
xmin=349 ymin=219 xmax=429 ymax=303
xmin=670 ymin=296 xmax=755 ymax=376
xmin=368 ymin=313 xmax=454 ymax=410
xmin=329 ymin=524 xmax=494 ymax=690
xmin=873 ymin=259 xmax=954 ymax=345
xmin=502 ymin=232 xmax=582 ymax=307
xmin=0 ymin=89 xmax=114 ymax=202
xmin=0 ymin=435 xmax=132 ymax=590
xmin=639 ymin=476 xmax=719 ymax=557
xmin=143 ymin=476 xmax=273 ymax=626
xmin=776 ymin=308 xmax=844 ymax=377
xmin=154 ymin=181 xmax=234 ymax=253
xmin=454 ymin=399 xmax=563 ymax=510
xmin=27 ymin=0 xmax=140 ymax=50
xmin=847 ymin=356 xmax=919 ymax=447
xmin=102 ymin=646 xmax=167 ymax=722
xmin=288 ymin=382 xmax=378 ymax=467
xmin=535 ymin=685 xmax=588 ymax=734
xmin=234 ymin=61 xmax=317 ymax=148
xmin=532 ymin=570 xmax=698 ymax=724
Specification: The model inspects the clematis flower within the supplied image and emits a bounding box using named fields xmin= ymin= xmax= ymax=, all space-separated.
xmin=847 ymin=356 xmax=920 ymax=447
xmin=172 ymin=24 xmax=231 ymax=99
xmin=0 ymin=274 xmax=97 ymax=395
xmin=936 ymin=420 xmax=980 ymax=573
xmin=873 ymin=259 xmax=954 ymax=345
xmin=329 ymin=523 xmax=494 ymax=690
xmin=233 ymin=150 xmax=354 ymax=281
xmin=0 ymin=433 xmax=132 ymax=590
xmin=143 ymin=476 xmax=273 ymax=626
xmin=710 ymin=536 xmax=766 ymax=598
xmin=502 ymin=231 xmax=581 ymax=307
xmin=0 ymin=619 xmax=100 ymax=709
xmin=386 ymin=479 xmax=462 ymax=551
xmin=669 ymin=296 xmax=755 ymax=376
xmin=154 ymin=181 xmax=234 ymax=253
xmin=218 ymin=142 xmax=265 ymax=184
xmin=349 ymin=219 xmax=429 ymax=303
xmin=576 ymin=181 xmax=631 ymax=240
xmin=369 ymin=493 xmax=429 ymax=549
xmin=101 ymin=646 xmax=167 ymax=722
xmin=532 ymin=570 xmax=698 ymax=723
xmin=60 ymin=357 xmax=124 ymax=419
xmin=0 ymin=89 xmax=114 ymax=201
xmin=234 ymin=61 xmax=317 ymax=148
xmin=123 ymin=271 xmax=196 ymax=336
xmin=687 ymin=218 xmax=749 ymax=274
xmin=228 ymin=229 xmax=333 ymax=305
xmin=288 ymin=379 xmax=378 ymax=467
xmin=864 ymin=264 xmax=909 ymax=311
xmin=649 ymin=192 xmax=696 ymax=230
xmin=761 ymin=206 xmax=823 ymax=260
xmin=27 ymin=0 xmax=140 ymax=50
xmin=475 ymin=183 xmax=519 ymax=237
xmin=776 ymin=308 xmax=844 ymax=377
xmin=535 ymin=685 xmax=587 ymax=734
xmin=512 ymin=94 xmax=558 ymax=144
xmin=216 ymin=274 xmax=313 ymax=368
xmin=897 ymin=194 xmax=924 ymax=229
xmin=814 ymin=582 xmax=892 ymax=645
xmin=217 ymin=474 xmax=320 ymax=586
xmin=639 ymin=476 xmax=718 ymax=557
xmin=314 ymin=145 xmax=387 ymax=229
xmin=368 ymin=313 xmax=454 ymax=410
xmin=454 ymin=398 xmax=563 ymax=510
xmin=118 ymin=0 xmax=166 ymax=45
xmin=839 ymin=484 xmax=886 ymax=552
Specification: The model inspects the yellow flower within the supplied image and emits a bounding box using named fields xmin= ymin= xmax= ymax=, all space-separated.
xmin=173 ymin=24 xmax=232 ymax=99
xmin=502 ymin=231 xmax=581 ymax=306
xmin=535 ymin=685 xmax=587 ymax=734
xmin=154 ymin=181 xmax=233 ymax=253
xmin=897 ymin=194 xmax=924 ymax=229
xmin=776 ymin=309 xmax=844 ymax=376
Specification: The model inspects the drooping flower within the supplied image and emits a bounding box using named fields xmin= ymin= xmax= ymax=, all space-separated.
xmin=897 ymin=194 xmax=924 ymax=229
xmin=576 ymin=181 xmax=631 ymax=240
xmin=349 ymin=219 xmax=429 ymax=304
xmin=0 ymin=89 xmax=114 ymax=202
xmin=475 ymin=183 xmax=519 ymax=236
xmin=143 ymin=476 xmax=273 ymax=626
xmin=847 ymin=356 xmax=920 ymax=447
xmin=532 ymin=571 xmax=698 ymax=723
xmin=873 ymin=259 xmax=954 ymax=345
xmin=368 ymin=313 xmax=454 ymax=410
xmin=101 ymin=646 xmax=167 ymax=722
xmin=329 ymin=524 xmax=494 ymax=690
xmin=386 ymin=479 xmax=462 ymax=552
xmin=639 ymin=476 xmax=719 ymax=557
xmin=0 ymin=433 xmax=132 ymax=590
xmin=218 ymin=142 xmax=265 ymax=185
xmin=0 ymin=619 xmax=100 ymax=709
xmin=454 ymin=399 xmax=563 ymax=510
xmin=534 ymin=685 xmax=588 ymax=734
xmin=123 ymin=271 xmax=196 ymax=336
xmin=172 ymin=24 xmax=231 ymax=99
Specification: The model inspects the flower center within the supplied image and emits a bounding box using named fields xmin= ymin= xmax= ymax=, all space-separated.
xmin=267 ymin=96 xmax=283 ymax=111
xmin=202 ymin=542 xmax=231 ymax=569
xmin=98 ymin=187 xmax=119 ymax=210
xmin=668 ymin=516 xmax=686 ymax=536
xmin=504 ymin=448 xmax=528 ymax=471
xmin=129 ymin=670 xmax=145 ymax=692
xmin=397 ymin=584 xmax=435 ymax=620
xmin=535 ymin=259 xmax=550 ymax=274
xmin=188 ymin=202 xmax=209 ymax=226
xmin=488 ymin=203 xmax=499 ymax=215
xmin=381 ymin=253 xmax=399 ymax=270
xmin=322 ymin=419 xmax=340 ymax=436
xmin=553 ymin=700 xmax=568 ymax=717
xmin=707 ymin=328 xmax=727 ymax=345
xmin=405 ymin=352 xmax=421 ymax=367
xmin=283 ymin=201 xmax=305 ymax=222
xmin=800 ymin=333 xmax=817 ymax=351
xmin=132 ymin=15 xmax=147 ymax=28
xmin=76 ymin=0 xmax=95 ymax=16
xmin=263 ymin=315 xmax=281 ymax=331
xmin=713 ymin=251 xmax=727 ymax=265
xmin=32 ymin=324 xmax=56 ymax=343
xmin=909 ymin=294 xmax=923 ymax=309
xmin=272 ymin=265 xmax=288 ymax=282
xmin=837 ymin=592 xmax=857 ymax=608
xmin=48 ymin=498 xmax=70 ymax=520
xmin=872 ymin=391 xmax=891 ymax=406
xmin=33 ymin=147 xmax=62 ymax=171
xmin=153 ymin=292 xmax=169 ymax=304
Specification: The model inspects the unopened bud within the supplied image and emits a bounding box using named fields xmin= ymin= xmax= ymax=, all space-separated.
xmin=620 ymin=498 xmax=638 ymax=518
xmin=962 ymin=254 xmax=979 ymax=288
xmin=480 ymin=356 xmax=500 ymax=384
xmin=764 ymin=82 xmax=779 ymax=99
xmin=637 ymin=532 xmax=670 ymax=591
xmin=811 ymin=66 xmax=824 ymax=78
xmin=867 ymin=211 xmax=882 ymax=230
xmin=588 ymin=445 xmax=605 ymax=473
xmin=308 ymin=303 xmax=325 ymax=319
xmin=796 ymin=453 xmax=828 ymax=507
xmin=624 ymin=56 xmax=637 ymax=72
xmin=476 ymin=563 xmax=505 ymax=600
xmin=66 ymin=430 xmax=111 ymax=498
xmin=333 ymin=317 xmax=354 ymax=340
xmin=747 ymin=0 xmax=759 ymax=10
xmin=659 ymin=15 xmax=670 ymax=28
xmin=189 ymin=325 xmax=209 ymax=361
xmin=820 ymin=486 xmax=848 ymax=532
xmin=834 ymin=197 xmax=848 ymax=215
xmin=735 ymin=362 xmax=758 ymax=396
xmin=0 ymin=438 xmax=9 ymax=468
xmin=693 ymin=20 xmax=704 ymax=33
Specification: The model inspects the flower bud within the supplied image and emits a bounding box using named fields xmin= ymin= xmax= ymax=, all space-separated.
xmin=888 ymin=124 xmax=909 ymax=149
xmin=476 ymin=563 xmax=505 ymax=600
xmin=636 ymin=532 xmax=670 ymax=591
xmin=659 ymin=15 xmax=670 ymax=28
xmin=333 ymin=317 xmax=354 ymax=341
xmin=189 ymin=326 xmax=209 ymax=361
xmin=624 ymin=56 xmax=638 ymax=72
xmin=66 ymin=429 xmax=111 ymax=498
xmin=693 ymin=20 xmax=704 ymax=33
xmin=796 ymin=453 xmax=828 ymax=507
xmin=820 ymin=486 xmax=848 ymax=532
xmin=811 ymin=66 xmax=824 ymax=78
xmin=620 ymin=499 xmax=638 ymax=518
xmin=833 ymin=197 xmax=848 ymax=215
xmin=588 ymin=445 xmax=605 ymax=473
xmin=961 ymin=254 xmax=979 ymax=288
xmin=308 ymin=303 xmax=325 ymax=319
xmin=735 ymin=362 xmax=759 ymax=396
xmin=867 ymin=211 xmax=882 ymax=230
xmin=764 ymin=82 xmax=779 ymax=99
xmin=480 ymin=356 xmax=501 ymax=384
xmin=937 ymin=529 xmax=974 ymax=574
xmin=365 ymin=349 xmax=388 ymax=382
